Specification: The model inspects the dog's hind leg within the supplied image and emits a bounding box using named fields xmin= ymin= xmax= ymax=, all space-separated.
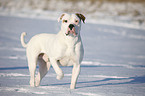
xmin=27 ymin=47 xmax=40 ymax=87
xmin=27 ymin=56 xmax=37 ymax=87
xmin=35 ymin=54 xmax=51 ymax=86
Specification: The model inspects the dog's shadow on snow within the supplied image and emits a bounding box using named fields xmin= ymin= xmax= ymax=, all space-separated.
xmin=1 ymin=66 xmax=145 ymax=89
xmin=47 ymin=65 xmax=145 ymax=89
xmin=77 ymin=75 xmax=145 ymax=89
xmin=48 ymin=75 xmax=145 ymax=89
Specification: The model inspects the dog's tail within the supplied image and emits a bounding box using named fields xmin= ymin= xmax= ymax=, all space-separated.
xmin=20 ymin=32 xmax=27 ymax=48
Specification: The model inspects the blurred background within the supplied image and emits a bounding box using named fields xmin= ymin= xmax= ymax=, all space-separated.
xmin=0 ymin=0 xmax=145 ymax=29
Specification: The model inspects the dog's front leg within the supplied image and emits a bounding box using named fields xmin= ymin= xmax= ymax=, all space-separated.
xmin=50 ymin=58 xmax=64 ymax=80
xmin=70 ymin=64 xmax=80 ymax=89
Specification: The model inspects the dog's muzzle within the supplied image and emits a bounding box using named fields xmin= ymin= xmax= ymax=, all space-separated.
xmin=66 ymin=24 xmax=77 ymax=36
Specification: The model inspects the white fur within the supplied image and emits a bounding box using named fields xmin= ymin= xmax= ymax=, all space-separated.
xmin=20 ymin=13 xmax=84 ymax=89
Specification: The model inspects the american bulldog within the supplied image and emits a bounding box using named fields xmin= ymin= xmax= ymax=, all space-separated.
xmin=20 ymin=13 xmax=85 ymax=89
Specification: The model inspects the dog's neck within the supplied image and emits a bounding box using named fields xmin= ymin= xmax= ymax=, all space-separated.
xmin=57 ymin=31 xmax=81 ymax=47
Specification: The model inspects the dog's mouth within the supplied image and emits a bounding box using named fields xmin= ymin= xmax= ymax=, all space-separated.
xmin=65 ymin=24 xmax=77 ymax=36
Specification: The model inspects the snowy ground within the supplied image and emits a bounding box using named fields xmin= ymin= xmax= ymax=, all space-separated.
xmin=0 ymin=16 xmax=145 ymax=96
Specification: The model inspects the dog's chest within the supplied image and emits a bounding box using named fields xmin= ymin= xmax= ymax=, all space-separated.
xmin=64 ymin=37 xmax=78 ymax=56
xmin=57 ymin=36 xmax=80 ymax=66
xmin=66 ymin=46 xmax=75 ymax=55
xmin=59 ymin=46 xmax=76 ymax=66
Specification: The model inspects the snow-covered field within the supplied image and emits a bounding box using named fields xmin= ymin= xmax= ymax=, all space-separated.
xmin=0 ymin=15 xmax=145 ymax=96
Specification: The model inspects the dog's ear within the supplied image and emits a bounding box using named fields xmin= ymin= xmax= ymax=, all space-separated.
xmin=76 ymin=13 xmax=86 ymax=23
xmin=58 ymin=13 xmax=65 ymax=22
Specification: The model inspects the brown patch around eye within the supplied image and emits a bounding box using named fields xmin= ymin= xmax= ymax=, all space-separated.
xmin=63 ymin=20 xmax=68 ymax=23
xmin=75 ymin=20 xmax=79 ymax=23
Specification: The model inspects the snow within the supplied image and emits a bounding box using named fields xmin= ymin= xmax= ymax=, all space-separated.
xmin=0 ymin=73 xmax=29 ymax=77
xmin=0 ymin=14 xmax=145 ymax=95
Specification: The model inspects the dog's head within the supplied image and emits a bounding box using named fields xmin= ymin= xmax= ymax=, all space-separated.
xmin=58 ymin=13 xmax=85 ymax=37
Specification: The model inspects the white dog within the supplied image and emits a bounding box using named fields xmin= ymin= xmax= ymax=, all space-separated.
xmin=20 ymin=13 xmax=85 ymax=89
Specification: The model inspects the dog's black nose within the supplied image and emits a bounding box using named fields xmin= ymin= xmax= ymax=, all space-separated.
xmin=69 ymin=24 xmax=74 ymax=30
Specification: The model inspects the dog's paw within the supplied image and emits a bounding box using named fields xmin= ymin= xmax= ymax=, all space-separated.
xmin=35 ymin=79 xmax=40 ymax=87
xmin=56 ymin=73 xmax=64 ymax=80
xmin=70 ymin=84 xmax=76 ymax=89
xmin=70 ymin=86 xmax=75 ymax=89
xmin=30 ymin=80 xmax=35 ymax=87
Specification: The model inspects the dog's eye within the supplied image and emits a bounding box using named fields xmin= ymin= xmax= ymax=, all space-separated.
xmin=75 ymin=20 xmax=79 ymax=23
xmin=63 ymin=20 xmax=68 ymax=23
xmin=75 ymin=20 xmax=79 ymax=24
